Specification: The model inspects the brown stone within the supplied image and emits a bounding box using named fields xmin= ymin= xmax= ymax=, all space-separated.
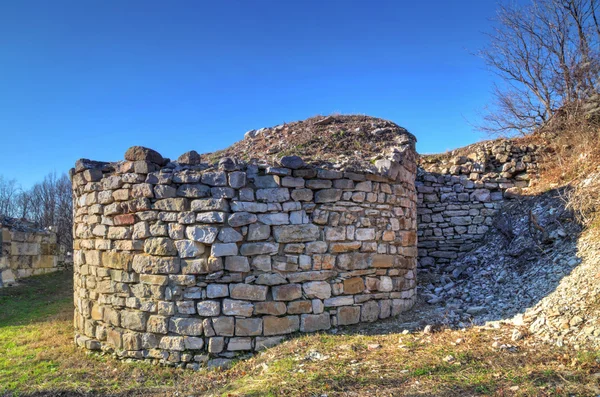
xmin=263 ymin=315 xmax=300 ymax=336
xmin=343 ymin=278 xmax=365 ymax=294
xmin=337 ymin=306 xmax=361 ymax=325
xmin=125 ymin=146 xmax=166 ymax=165
xmin=114 ymin=214 xmax=136 ymax=226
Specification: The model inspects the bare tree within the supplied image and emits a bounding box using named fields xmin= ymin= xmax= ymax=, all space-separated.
xmin=0 ymin=172 xmax=73 ymax=249
xmin=0 ymin=176 xmax=20 ymax=218
xmin=481 ymin=0 xmax=600 ymax=134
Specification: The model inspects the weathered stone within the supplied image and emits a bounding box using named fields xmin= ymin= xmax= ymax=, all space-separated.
xmin=300 ymin=313 xmax=331 ymax=332
xmin=287 ymin=300 xmax=312 ymax=314
xmin=186 ymin=226 xmax=218 ymax=244
xmin=197 ymin=301 xmax=221 ymax=316
xmin=360 ymin=300 xmax=380 ymax=322
xmin=228 ymin=212 xmax=257 ymax=227
xmin=291 ymin=188 xmax=313 ymax=201
xmin=256 ymin=188 xmax=290 ymax=203
xmin=169 ymin=317 xmax=203 ymax=336
xmin=181 ymin=258 xmax=222 ymax=274
xmin=177 ymin=150 xmax=201 ymax=165
xmin=153 ymin=198 xmax=189 ymax=211
xmin=121 ymin=310 xmax=147 ymax=331
xmin=125 ymin=146 xmax=166 ymax=165
xmin=257 ymin=213 xmax=289 ymax=225
xmin=255 ymin=336 xmax=285 ymax=351
xmin=222 ymin=299 xmax=254 ymax=317
xmin=230 ymin=201 xmax=268 ymax=212
xmin=302 ymin=281 xmax=332 ymax=299
xmin=343 ymin=277 xmax=365 ymax=294
xmin=272 ymin=284 xmax=302 ymax=301
xmin=208 ymin=337 xmax=225 ymax=353
xmin=235 ymin=318 xmax=263 ymax=336
xmin=218 ymin=227 xmax=243 ymax=243
xmin=184 ymin=336 xmax=204 ymax=350
xmin=230 ymin=284 xmax=268 ymax=301
xmin=263 ymin=315 xmax=300 ymax=336
xmin=224 ymin=256 xmax=250 ymax=272
xmin=211 ymin=317 xmax=234 ymax=336
xmin=314 ymin=189 xmax=342 ymax=203
xmin=247 ymin=224 xmax=271 ymax=241
xmin=175 ymin=240 xmax=205 ymax=258
xmin=178 ymin=184 xmax=210 ymax=198
xmin=229 ymin=171 xmax=247 ymax=189
xmin=132 ymin=255 xmax=180 ymax=274
xmin=227 ymin=337 xmax=252 ymax=351
xmin=191 ymin=198 xmax=229 ymax=212
xmin=273 ymin=224 xmax=320 ymax=243
xmin=201 ymin=171 xmax=227 ymax=186
xmin=144 ymin=237 xmax=177 ymax=256
xmin=324 ymin=296 xmax=354 ymax=307
xmin=337 ymin=306 xmax=361 ymax=325
xmin=254 ymin=301 xmax=287 ymax=315
xmin=211 ymin=243 xmax=238 ymax=257
xmin=159 ymin=336 xmax=185 ymax=351
xmin=255 ymin=273 xmax=287 ymax=285
xmin=280 ymin=155 xmax=305 ymax=169
xmin=196 ymin=211 xmax=227 ymax=224
xmin=240 ymin=242 xmax=279 ymax=256
xmin=206 ymin=284 xmax=229 ymax=298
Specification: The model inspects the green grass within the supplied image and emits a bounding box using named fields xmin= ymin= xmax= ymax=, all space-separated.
xmin=1 ymin=271 xmax=600 ymax=396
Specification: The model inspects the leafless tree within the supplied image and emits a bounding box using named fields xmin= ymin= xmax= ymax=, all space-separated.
xmin=0 ymin=176 xmax=20 ymax=218
xmin=0 ymin=172 xmax=73 ymax=249
xmin=480 ymin=0 xmax=600 ymax=134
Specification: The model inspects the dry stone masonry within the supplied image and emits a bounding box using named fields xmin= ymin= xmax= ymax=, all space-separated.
xmin=72 ymin=134 xmax=418 ymax=368
xmin=417 ymin=139 xmax=540 ymax=269
xmin=0 ymin=217 xmax=64 ymax=287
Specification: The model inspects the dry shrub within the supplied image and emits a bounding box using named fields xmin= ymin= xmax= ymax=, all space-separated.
xmin=536 ymin=106 xmax=600 ymax=226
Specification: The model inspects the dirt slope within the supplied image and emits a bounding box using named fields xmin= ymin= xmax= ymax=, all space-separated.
xmin=204 ymin=114 xmax=416 ymax=170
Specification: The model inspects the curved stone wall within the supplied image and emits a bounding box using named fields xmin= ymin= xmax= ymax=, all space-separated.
xmin=72 ymin=144 xmax=417 ymax=368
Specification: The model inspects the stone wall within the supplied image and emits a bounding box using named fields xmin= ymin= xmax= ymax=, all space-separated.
xmin=71 ymin=142 xmax=418 ymax=368
xmin=0 ymin=219 xmax=64 ymax=287
xmin=417 ymin=139 xmax=540 ymax=269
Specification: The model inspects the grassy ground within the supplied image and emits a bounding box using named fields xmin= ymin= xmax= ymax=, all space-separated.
xmin=1 ymin=272 xmax=600 ymax=396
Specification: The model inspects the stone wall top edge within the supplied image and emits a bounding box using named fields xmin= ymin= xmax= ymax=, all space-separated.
xmin=71 ymin=145 xmax=417 ymax=184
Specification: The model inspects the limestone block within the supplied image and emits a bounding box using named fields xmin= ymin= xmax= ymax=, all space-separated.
xmin=263 ymin=315 xmax=300 ymax=336
xmin=300 ymin=313 xmax=331 ymax=332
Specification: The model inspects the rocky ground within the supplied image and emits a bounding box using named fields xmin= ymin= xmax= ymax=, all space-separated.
xmin=408 ymin=186 xmax=600 ymax=350
xmin=204 ymin=114 xmax=416 ymax=171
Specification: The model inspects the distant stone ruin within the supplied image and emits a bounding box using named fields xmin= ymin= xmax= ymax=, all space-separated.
xmin=0 ymin=217 xmax=65 ymax=287
xmin=71 ymin=123 xmax=418 ymax=368
xmin=417 ymin=139 xmax=540 ymax=269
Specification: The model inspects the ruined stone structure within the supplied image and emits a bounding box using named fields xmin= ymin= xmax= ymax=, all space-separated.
xmin=0 ymin=217 xmax=64 ymax=287
xmin=417 ymin=139 xmax=540 ymax=268
xmin=72 ymin=136 xmax=418 ymax=368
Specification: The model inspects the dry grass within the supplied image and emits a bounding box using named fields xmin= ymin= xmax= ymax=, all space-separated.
xmin=531 ymin=115 xmax=600 ymax=228
xmin=2 ymin=272 xmax=600 ymax=396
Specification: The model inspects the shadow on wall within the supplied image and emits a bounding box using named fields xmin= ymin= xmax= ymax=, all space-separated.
xmin=418 ymin=186 xmax=586 ymax=328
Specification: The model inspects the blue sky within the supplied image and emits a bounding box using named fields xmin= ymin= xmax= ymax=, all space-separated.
xmin=1 ymin=0 xmax=507 ymax=187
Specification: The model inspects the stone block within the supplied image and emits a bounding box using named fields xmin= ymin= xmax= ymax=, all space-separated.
xmin=222 ymin=299 xmax=254 ymax=317
xmin=197 ymin=301 xmax=221 ymax=316
xmin=229 ymin=284 xmax=268 ymax=301
xmin=263 ymin=315 xmax=300 ymax=336
xmin=337 ymin=306 xmax=361 ymax=325
xmin=235 ymin=318 xmax=263 ymax=336
xmin=272 ymin=284 xmax=302 ymax=301
xmin=300 ymin=313 xmax=331 ymax=332
xmin=302 ymin=281 xmax=332 ymax=299
xmin=273 ymin=224 xmax=320 ymax=243
xmin=169 ymin=317 xmax=204 ymax=336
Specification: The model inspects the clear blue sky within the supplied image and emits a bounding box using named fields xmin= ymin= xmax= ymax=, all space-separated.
xmin=1 ymin=0 xmax=507 ymax=188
